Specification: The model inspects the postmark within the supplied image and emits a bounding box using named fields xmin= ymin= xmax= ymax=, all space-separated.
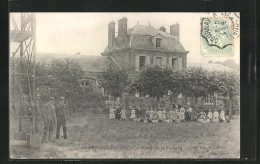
xmin=200 ymin=17 xmax=234 ymax=56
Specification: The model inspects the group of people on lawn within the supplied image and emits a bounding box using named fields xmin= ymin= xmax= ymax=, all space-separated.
xmin=109 ymin=104 xmax=227 ymax=123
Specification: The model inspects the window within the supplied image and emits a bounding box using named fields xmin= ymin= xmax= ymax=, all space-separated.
xmin=156 ymin=57 xmax=163 ymax=65
xmin=204 ymin=94 xmax=213 ymax=105
xmin=156 ymin=38 xmax=162 ymax=48
xmin=172 ymin=58 xmax=178 ymax=68
xmin=104 ymin=89 xmax=114 ymax=102
xmin=139 ymin=56 xmax=146 ymax=68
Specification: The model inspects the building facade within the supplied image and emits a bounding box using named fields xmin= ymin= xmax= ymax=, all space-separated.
xmin=101 ymin=17 xmax=189 ymax=74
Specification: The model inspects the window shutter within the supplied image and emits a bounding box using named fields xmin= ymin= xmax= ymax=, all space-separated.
xmin=145 ymin=56 xmax=150 ymax=65
xmin=135 ymin=55 xmax=139 ymax=71
xmin=153 ymin=56 xmax=156 ymax=65
xmin=178 ymin=58 xmax=183 ymax=68
xmin=169 ymin=57 xmax=172 ymax=67
xmin=163 ymin=57 xmax=167 ymax=66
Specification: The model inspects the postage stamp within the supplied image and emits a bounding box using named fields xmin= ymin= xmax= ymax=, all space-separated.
xmin=200 ymin=17 xmax=234 ymax=56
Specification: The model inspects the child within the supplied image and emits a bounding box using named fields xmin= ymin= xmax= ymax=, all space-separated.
xmin=197 ymin=110 xmax=207 ymax=123
xmin=175 ymin=109 xmax=181 ymax=122
xmin=213 ymin=109 xmax=219 ymax=123
xmin=180 ymin=106 xmax=185 ymax=122
xmin=109 ymin=106 xmax=115 ymax=119
xmin=169 ymin=109 xmax=174 ymax=122
xmin=120 ymin=107 xmax=127 ymax=120
xmin=136 ymin=106 xmax=141 ymax=118
xmin=153 ymin=108 xmax=158 ymax=121
xmin=184 ymin=108 xmax=191 ymax=121
xmin=207 ymin=109 xmax=213 ymax=123
xmin=149 ymin=108 xmax=154 ymax=120
xmin=130 ymin=107 xmax=136 ymax=120
xmin=220 ymin=109 xmax=226 ymax=122
xmin=162 ymin=108 xmax=167 ymax=122
xmin=157 ymin=108 xmax=163 ymax=123
xmin=145 ymin=108 xmax=150 ymax=118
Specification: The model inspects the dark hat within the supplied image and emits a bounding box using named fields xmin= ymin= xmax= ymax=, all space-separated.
xmin=60 ymin=96 xmax=65 ymax=100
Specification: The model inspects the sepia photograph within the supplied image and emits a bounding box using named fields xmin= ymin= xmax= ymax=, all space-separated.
xmin=9 ymin=12 xmax=240 ymax=159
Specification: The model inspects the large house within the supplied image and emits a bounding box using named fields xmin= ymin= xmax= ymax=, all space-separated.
xmin=102 ymin=17 xmax=189 ymax=74
xmin=77 ymin=17 xmax=189 ymax=105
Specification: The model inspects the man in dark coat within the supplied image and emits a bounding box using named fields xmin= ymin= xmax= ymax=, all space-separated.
xmin=30 ymin=94 xmax=42 ymax=134
xmin=42 ymin=97 xmax=56 ymax=142
xmin=55 ymin=96 xmax=67 ymax=139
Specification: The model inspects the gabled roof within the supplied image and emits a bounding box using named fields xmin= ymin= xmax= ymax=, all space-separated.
xmin=127 ymin=25 xmax=177 ymax=38
xmin=103 ymin=25 xmax=187 ymax=53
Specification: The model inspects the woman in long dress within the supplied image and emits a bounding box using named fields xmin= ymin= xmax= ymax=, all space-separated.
xmin=120 ymin=107 xmax=127 ymax=120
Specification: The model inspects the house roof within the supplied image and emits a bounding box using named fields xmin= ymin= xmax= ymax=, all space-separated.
xmin=104 ymin=25 xmax=186 ymax=53
xmin=187 ymin=63 xmax=234 ymax=72
xmin=69 ymin=55 xmax=118 ymax=72
xmin=127 ymin=25 xmax=176 ymax=38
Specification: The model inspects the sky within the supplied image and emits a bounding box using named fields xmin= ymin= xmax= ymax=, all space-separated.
xmin=10 ymin=12 xmax=240 ymax=64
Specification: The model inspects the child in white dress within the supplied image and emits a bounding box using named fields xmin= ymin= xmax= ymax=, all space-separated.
xmin=169 ymin=109 xmax=174 ymax=121
xmin=207 ymin=109 xmax=213 ymax=123
xmin=180 ymin=107 xmax=185 ymax=122
xmin=130 ymin=108 xmax=136 ymax=120
xmin=220 ymin=109 xmax=226 ymax=122
xmin=175 ymin=109 xmax=180 ymax=122
xmin=153 ymin=109 xmax=158 ymax=122
xmin=109 ymin=107 xmax=115 ymax=119
xmin=149 ymin=108 xmax=154 ymax=120
xmin=213 ymin=109 xmax=219 ymax=123
xmin=162 ymin=108 xmax=167 ymax=122
xmin=158 ymin=109 xmax=163 ymax=121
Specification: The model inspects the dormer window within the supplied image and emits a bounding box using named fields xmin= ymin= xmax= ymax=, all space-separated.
xmin=156 ymin=38 xmax=162 ymax=48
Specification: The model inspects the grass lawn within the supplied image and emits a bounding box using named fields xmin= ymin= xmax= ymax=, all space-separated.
xmin=10 ymin=113 xmax=240 ymax=159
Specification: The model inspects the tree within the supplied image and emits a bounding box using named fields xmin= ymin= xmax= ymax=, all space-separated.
xmin=99 ymin=67 xmax=129 ymax=101
xmin=216 ymin=71 xmax=240 ymax=115
xmin=131 ymin=65 xmax=173 ymax=107
xmin=180 ymin=67 xmax=212 ymax=109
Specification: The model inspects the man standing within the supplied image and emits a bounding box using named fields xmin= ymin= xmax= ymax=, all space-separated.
xmin=55 ymin=96 xmax=68 ymax=139
xmin=31 ymin=94 xmax=41 ymax=134
xmin=42 ymin=97 xmax=56 ymax=142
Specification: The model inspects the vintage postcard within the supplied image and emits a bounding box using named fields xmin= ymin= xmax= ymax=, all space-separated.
xmin=9 ymin=12 xmax=240 ymax=159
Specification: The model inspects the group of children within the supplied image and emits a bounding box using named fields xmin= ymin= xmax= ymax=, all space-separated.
xmin=197 ymin=109 xmax=227 ymax=123
xmin=109 ymin=104 xmax=228 ymax=124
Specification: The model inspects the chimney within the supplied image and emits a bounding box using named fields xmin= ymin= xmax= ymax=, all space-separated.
xmin=170 ymin=23 xmax=180 ymax=40
xmin=159 ymin=26 xmax=166 ymax=32
xmin=118 ymin=17 xmax=127 ymax=38
xmin=108 ymin=21 xmax=115 ymax=50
